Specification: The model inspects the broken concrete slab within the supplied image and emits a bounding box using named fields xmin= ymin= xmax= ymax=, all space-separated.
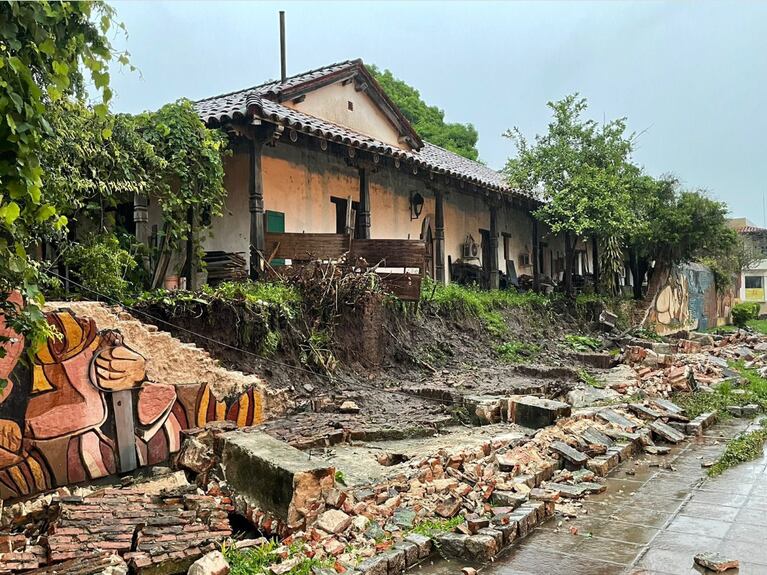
xmin=601 ymin=364 xmax=640 ymax=391
xmin=651 ymin=398 xmax=684 ymax=414
xmin=628 ymin=403 xmax=662 ymax=420
xmin=219 ymin=430 xmax=335 ymax=529
xmin=742 ymin=404 xmax=761 ymax=417
xmin=507 ymin=396 xmax=571 ymax=429
xmin=580 ymin=427 xmax=614 ymax=447
xmin=649 ymin=420 xmax=686 ymax=443
xmin=596 ymin=408 xmax=638 ymax=431
xmin=566 ymin=385 xmax=620 ymax=408
xmin=541 ymin=481 xmax=605 ymax=498
xmin=550 ymin=441 xmax=588 ymax=466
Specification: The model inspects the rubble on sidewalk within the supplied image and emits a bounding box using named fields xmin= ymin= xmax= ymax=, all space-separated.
xmin=694 ymin=551 xmax=739 ymax=572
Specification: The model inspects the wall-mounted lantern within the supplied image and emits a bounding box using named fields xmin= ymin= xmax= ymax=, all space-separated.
xmin=410 ymin=192 xmax=424 ymax=220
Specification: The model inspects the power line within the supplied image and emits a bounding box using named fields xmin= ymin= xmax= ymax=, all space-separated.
xmin=44 ymin=270 xmax=458 ymax=407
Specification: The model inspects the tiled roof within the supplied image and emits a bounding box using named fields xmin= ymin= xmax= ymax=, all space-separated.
xmin=194 ymin=60 xmax=527 ymax=199
xmin=195 ymin=60 xmax=360 ymax=125
xmin=737 ymin=225 xmax=767 ymax=234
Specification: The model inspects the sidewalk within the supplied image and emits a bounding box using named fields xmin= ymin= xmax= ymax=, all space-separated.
xmin=420 ymin=417 xmax=763 ymax=575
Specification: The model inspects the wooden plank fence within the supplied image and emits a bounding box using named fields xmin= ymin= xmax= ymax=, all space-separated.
xmin=264 ymin=232 xmax=426 ymax=301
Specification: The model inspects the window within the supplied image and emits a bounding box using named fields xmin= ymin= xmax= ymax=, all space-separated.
xmin=347 ymin=101 xmax=354 ymax=111
xmin=746 ymin=276 xmax=763 ymax=289
xmin=519 ymin=253 xmax=531 ymax=266
xmin=330 ymin=196 xmax=361 ymax=236
xmin=745 ymin=275 xmax=765 ymax=301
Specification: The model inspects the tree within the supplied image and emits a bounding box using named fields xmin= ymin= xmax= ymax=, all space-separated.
xmin=503 ymin=94 xmax=637 ymax=295
xmin=625 ymin=175 xmax=737 ymax=299
xmin=0 ymin=1 xmax=126 ymax=350
xmin=41 ymin=98 xmax=229 ymax=295
xmin=368 ymin=65 xmax=480 ymax=161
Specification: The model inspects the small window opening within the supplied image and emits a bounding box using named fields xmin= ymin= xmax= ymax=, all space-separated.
xmin=347 ymin=101 xmax=354 ymax=111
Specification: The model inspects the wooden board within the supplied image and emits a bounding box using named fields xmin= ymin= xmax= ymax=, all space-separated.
xmin=380 ymin=273 xmax=422 ymax=301
xmin=351 ymin=239 xmax=426 ymax=269
xmin=264 ymin=232 xmax=349 ymax=261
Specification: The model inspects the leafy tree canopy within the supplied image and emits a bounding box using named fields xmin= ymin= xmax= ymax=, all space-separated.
xmin=503 ymin=94 xmax=637 ymax=241
xmin=368 ymin=65 xmax=480 ymax=161
xmin=0 ymin=1 xmax=126 ymax=349
xmin=42 ymin=98 xmax=229 ymax=299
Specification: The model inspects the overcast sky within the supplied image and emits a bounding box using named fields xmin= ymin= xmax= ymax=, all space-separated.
xmin=108 ymin=1 xmax=767 ymax=222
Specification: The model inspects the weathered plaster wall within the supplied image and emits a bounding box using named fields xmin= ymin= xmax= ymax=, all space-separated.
xmin=284 ymin=81 xmax=408 ymax=149
xmin=0 ymin=299 xmax=270 ymax=500
xmin=200 ymin=144 xmax=541 ymax=283
xmin=648 ymin=262 xmax=733 ymax=334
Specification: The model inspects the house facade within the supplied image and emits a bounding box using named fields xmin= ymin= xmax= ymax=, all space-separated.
xmin=729 ymin=218 xmax=767 ymax=313
xmin=140 ymin=60 xmax=592 ymax=292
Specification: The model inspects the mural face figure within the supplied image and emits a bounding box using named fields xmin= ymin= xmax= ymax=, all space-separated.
xmin=0 ymin=300 xmax=264 ymax=500
xmin=0 ymin=292 xmax=25 ymax=470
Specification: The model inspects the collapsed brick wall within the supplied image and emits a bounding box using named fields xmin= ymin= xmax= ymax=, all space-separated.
xmin=0 ymin=298 xmax=284 ymax=500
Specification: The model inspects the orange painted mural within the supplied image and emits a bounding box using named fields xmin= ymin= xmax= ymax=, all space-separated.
xmin=0 ymin=297 xmax=262 ymax=500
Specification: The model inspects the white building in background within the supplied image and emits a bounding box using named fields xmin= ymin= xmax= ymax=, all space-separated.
xmin=729 ymin=218 xmax=767 ymax=314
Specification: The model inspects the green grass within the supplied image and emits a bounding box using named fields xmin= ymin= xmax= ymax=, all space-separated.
xmin=707 ymin=320 xmax=767 ymax=335
xmin=673 ymin=360 xmax=767 ymax=420
xmin=496 ymin=340 xmax=541 ymax=363
xmin=409 ymin=516 xmax=464 ymax=537
xmin=134 ymin=280 xmax=302 ymax=317
xmin=708 ymin=420 xmax=767 ymax=477
xmin=224 ymin=540 xmax=334 ymax=575
xmin=578 ymin=368 xmax=605 ymax=388
xmin=563 ymin=334 xmax=601 ymax=352
xmin=421 ymin=278 xmax=549 ymax=337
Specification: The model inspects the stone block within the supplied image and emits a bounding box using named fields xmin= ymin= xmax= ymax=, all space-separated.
xmin=383 ymin=547 xmax=405 ymax=574
xmin=550 ymin=441 xmax=588 ymax=466
xmin=434 ymin=533 xmax=468 ymax=558
xmin=649 ymin=420 xmax=685 ymax=443
xmin=404 ymin=533 xmax=432 ymax=559
xmin=477 ymin=527 xmax=503 ymax=549
xmin=491 ymin=491 xmax=527 ymax=508
xmin=465 ymin=534 xmax=498 ymax=560
xmin=742 ymin=404 xmax=760 ymax=417
xmin=727 ymin=405 xmax=743 ymax=417
xmin=188 ymin=551 xmax=229 ymax=575
xmin=394 ymin=541 xmax=419 ymax=567
xmin=496 ymin=521 xmax=518 ymax=544
xmin=507 ymin=396 xmax=571 ymax=429
xmin=219 ymin=430 xmax=334 ymax=528
xmin=357 ymin=554 xmax=389 ymax=575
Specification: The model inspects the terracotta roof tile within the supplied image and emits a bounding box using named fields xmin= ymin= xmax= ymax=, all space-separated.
xmin=194 ymin=60 xmax=529 ymax=200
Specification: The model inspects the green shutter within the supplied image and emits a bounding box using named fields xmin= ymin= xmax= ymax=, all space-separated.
xmin=265 ymin=211 xmax=285 ymax=266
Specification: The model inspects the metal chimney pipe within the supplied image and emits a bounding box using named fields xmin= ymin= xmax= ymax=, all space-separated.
xmin=279 ymin=11 xmax=286 ymax=82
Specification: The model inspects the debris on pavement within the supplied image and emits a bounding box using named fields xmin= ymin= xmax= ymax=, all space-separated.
xmin=694 ymin=551 xmax=740 ymax=572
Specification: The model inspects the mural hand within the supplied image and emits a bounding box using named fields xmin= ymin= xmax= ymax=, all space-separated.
xmin=0 ymin=419 xmax=22 ymax=467
xmin=93 ymin=345 xmax=147 ymax=391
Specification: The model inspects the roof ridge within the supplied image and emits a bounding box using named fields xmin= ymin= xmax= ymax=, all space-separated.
xmin=194 ymin=59 xmax=361 ymax=104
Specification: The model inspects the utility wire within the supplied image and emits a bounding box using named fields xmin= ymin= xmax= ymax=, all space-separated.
xmin=44 ymin=270 xmax=458 ymax=407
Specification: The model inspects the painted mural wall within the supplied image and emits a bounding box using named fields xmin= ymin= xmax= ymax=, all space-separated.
xmin=648 ymin=263 xmax=734 ymax=335
xmin=0 ymin=297 xmax=264 ymax=500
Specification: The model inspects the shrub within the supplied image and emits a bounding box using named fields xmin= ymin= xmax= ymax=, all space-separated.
xmin=732 ymin=302 xmax=760 ymax=327
xmin=62 ymin=234 xmax=138 ymax=300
